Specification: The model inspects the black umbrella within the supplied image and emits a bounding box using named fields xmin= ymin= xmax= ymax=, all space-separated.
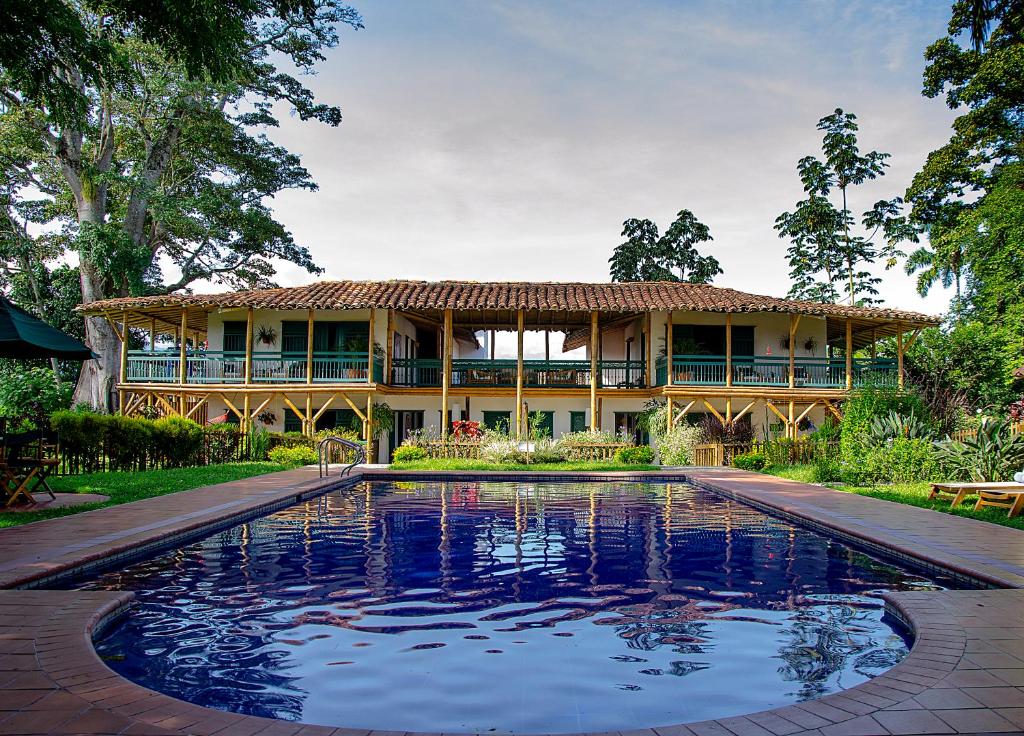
xmin=0 ymin=296 xmax=97 ymax=360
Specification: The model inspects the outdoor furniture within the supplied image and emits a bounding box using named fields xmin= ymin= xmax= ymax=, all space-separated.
xmin=2 ymin=428 xmax=59 ymax=506
xmin=975 ymin=490 xmax=1024 ymax=518
xmin=928 ymin=481 xmax=1024 ymax=508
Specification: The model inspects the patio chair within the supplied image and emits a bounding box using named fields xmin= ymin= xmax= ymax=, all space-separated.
xmin=3 ymin=428 xmax=58 ymax=506
xmin=974 ymin=489 xmax=1024 ymax=518
xmin=927 ymin=481 xmax=1024 ymax=508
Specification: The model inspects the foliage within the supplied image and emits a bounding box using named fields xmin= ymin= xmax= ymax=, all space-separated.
xmin=933 ymin=417 xmax=1024 ymax=481
xmin=867 ymin=410 xmax=934 ymax=444
xmin=387 ymin=459 xmax=660 ymax=473
xmin=810 ymin=417 xmax=842 ymax=443
xmin=313 ymin=426 xmax=361 ymax=444
xmin=609 ymin=210 xmax=722 ymax=283
xmin=839 ymin=384 xmax=929 ymax=460
xmin=0 ymin=462 xmax=288 ymax=529
xmin=0 ymin=368 xmax=73 ymax=419
xmin=267 ymin=444 xmax=318 ymax=466
xmin=528 ymin=438 xmax=566 ymax=463
xmin=614 ymin=445 xmax=655 ymax=465
xmin=775 ymin=109 xmax=917 ymax=304
xmin=636 ymin=399 xmax=668 ymax=443
xmin=525 ymin=411 xmax=552 ymax=440
xmin=812 ymin=456 xmax=843 ymax=483
xmin=0 ymin=0 xmax=362 ymax=406
xmin=372 ymin=402 xmax=395 ymax=438
xmin=151 ymin=417 xmax=205 ymax=467
xmin=104 ymin=415 xmax=154 ymax=471
xmin=697 ymin=415 xmax=755 ymax=444
xmin=247 ymin=424 xmax=271 ymax=461
xmin=451 ymin=419 xmax=483 ymax=440
xmin=556 ymin=429 xmax=625 ymax=446
xmin=392 ymin=446 xmax=428 ymax=462
xmin=846 ymin=437 xmax=940 ymax=485
xmin=732 ymin=452 xmax=767 ymax=471
xmin=480 ymin=438 xmax=527 ymax=464
xmin=658 ymin=424 xmax=703 ymax=466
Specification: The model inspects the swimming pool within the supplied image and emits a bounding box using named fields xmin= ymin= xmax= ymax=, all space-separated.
xmin=79 ymin=480 xmax=958 ymax=733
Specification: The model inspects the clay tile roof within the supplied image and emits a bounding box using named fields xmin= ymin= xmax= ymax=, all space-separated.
xmin=77 ymin=280 xmax=941 ymax=324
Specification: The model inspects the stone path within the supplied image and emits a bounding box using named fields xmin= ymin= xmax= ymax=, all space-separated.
xmin=1 ymin=466 xmax=1024 ymax=735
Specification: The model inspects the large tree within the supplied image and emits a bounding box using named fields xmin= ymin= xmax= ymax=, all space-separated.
xmin=609 ymin=209 xmax=722 ymax=283
xmin=775 ymin=109 xmax=918 ymax=305
xmin=902 ymin=0 xmax=1024 ymax=410
xmin=0 ymin=1 xmax=361 ymax=409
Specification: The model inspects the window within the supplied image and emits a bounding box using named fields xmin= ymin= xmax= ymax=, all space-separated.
xmin=281 ymin=321 xmax=307 ymax=354
xmin=614 ymin=412 xmax=649 ymax=445
xmin=284 ymin=408 xmax=361 ymax=434
xmin=672 ymin=324 xmax=754 ymax=356
xmin=570 ymin=411 xmax=587 ymax=433
xmin=482 ymin=411 xmax=512 ymax=432
xmin=223 ymin=321 xmax=245 ymax=354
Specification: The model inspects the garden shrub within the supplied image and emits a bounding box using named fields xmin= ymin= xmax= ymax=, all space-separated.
xmin=840 ymin=384 xmax=930 ymax=464
xmin=393 ymin=445 xmax=428 ymax=462
xmin=528 ymin=438 xmax=565 ymax=463
xmin=105 ymin=415 xmax=153 ymax=471
xmin=556 ymin=429 xmax=623 ymax=446
xmin=697 ymin=415 xmax=754 ymax=444
xmin=933 ymin=418 xmax=1024 ymax=481
xmin=206 ymin=424 xmax=243 ymax=464
xmin=657 ymin=424 xmax=703 ymax=465
xmin=615 ymin=445 xmax=655 ymax=465
xmin=152 ymin=416 xmax=204 ymax=467
xmin=732 ymin=452 xmax=767 ymax=471
xmin=812 ymin=456 xmax=843 ymax=483
xmin=268 ymin=444 xmax=318 ymax=466
xmin=247 ymin=424 xmax=271 ymax=460
xmin=845 ymin=437 xmax=940 ymax=485
xmin=480 ymin=438 xmax=527 ymax=464
xmin=0 ymin=367 xmax=73 ymax=420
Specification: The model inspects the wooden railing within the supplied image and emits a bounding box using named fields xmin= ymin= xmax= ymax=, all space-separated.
xmin=950 ymin=421 xmax=1024 ymax=442
xmin=126 ymin=350 xmax=382 ymax=384
xmin=421 ymin=441 xmax=483 ymax=459
xmin=561 ymin=443 xmax=631 ymax=461
xmin=389 ymin=359 xmax=646 ymax=389
xmin=691 ymin=439 xmax=839 ymax=467
xmin=656 ymin=355 xmax=897 ymax=388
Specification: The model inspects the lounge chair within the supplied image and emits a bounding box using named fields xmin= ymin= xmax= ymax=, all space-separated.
xmin=974 ymin=489 xmax=1024 ymax=518
xmin=927 ymin=481 xmax=1024 ymax=508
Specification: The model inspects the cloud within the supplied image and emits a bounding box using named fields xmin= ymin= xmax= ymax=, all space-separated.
xmin=238 ymin=0 xmax=957 ymax=316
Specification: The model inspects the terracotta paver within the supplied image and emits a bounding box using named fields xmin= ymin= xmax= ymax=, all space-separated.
xmin=2 ymin=466 xmax=1024 ymax=735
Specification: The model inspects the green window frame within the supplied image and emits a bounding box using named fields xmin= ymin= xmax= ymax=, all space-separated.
xmin=569 ymin=411 xmax=587 ymax=433
xmin=482 ymin=411 xmax=512 ymax=432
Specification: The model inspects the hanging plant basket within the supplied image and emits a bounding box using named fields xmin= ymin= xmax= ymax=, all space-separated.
xmin=255 ymin=324 xmax=278 ymax=346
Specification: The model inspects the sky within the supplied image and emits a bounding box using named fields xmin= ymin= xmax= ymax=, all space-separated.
xmin=255 ymin=0 xmax=958 ymax=355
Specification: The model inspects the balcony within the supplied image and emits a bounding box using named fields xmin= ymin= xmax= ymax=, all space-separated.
xmin=125 ymin=351 xmax=384 ymax=384
xmin=390 ymin=359 xmax=646 ymax=389
xmin=655 ymin=355 xmax=896 ymax=388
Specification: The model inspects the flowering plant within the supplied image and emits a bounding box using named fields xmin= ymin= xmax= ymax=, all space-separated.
xmin=452 ymin=419 xmax=483 ymax=440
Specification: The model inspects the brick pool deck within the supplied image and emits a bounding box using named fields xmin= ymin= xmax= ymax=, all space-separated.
xmin=2 ymin=467 xmax=1024 ymax=735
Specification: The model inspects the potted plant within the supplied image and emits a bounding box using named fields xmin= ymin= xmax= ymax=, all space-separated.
xmin=257 ymin=410 xmax=277 ymax=426
xmin=803 ymin=336 xmax=818 ymax=354
xmin=255 ymin=324 xmax=277 ymax=347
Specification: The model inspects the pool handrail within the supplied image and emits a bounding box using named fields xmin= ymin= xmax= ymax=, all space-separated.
xmin=317 ymin=436 xmax=365 ymax=478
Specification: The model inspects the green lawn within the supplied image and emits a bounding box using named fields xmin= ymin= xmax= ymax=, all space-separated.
xmin=762 ymin=463 xmax=1024 ymax=531
xmin=0 ymin=462 xmax=290 ymax=529
xmin=391 ymin=459 xmax=661 ymax=472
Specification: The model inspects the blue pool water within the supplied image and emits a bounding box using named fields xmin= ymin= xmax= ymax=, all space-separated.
xmin=80 ymin=480 xmax=956 ymax=733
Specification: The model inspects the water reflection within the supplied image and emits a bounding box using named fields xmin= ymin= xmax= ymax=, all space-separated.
xmin=82 ymin=481 xmax=954 ymax=733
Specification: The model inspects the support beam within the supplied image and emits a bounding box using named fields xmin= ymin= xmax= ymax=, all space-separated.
xmin=385 ymin=308 xmax=394 ymax=379
xmin=725 ymin=396 xmax=732 ymax=422
xmin=366 ymin=394 xmax=374 ymax=460
xmin=870 ymin=328 xmax=877 ymax=360
xmin=795 ymin=400 xmax=820 ymax=425
xmin=489 ymin=329 xmax=495 ymax=361
xmin=845 ymin=318 xmax=853 ymax=390
xmin=153 ymin=393 xmax=178 ymax=417
xmin=904 ymin=327 xmax=923 ymax=352
xmin=516 ymin=308 xmax=525 ymax=438
xmin=589 ymin=310 xmax=598 ymax=431
xmin=897 ymin=321 xmax=905 ymax=390
xmin=822 ymin=399 xmax=843 ymax=421
xmin=701 ymin=398 xmax=724 ymax=424
xmin=306 ymin=309 xmax=314 ymax=384
xmin=305 ymin=392 xmax=313 ymax=436
xmin=313 ymin=394 xmax=337 ymax=423
xmin=178 ymin=308 xmax=189 ymax=414
xmin=281 ymin=394 xmax=306 ymax=424
xmin=666 ymin=395 xmax=674 ymax=429
xmin=764 ymin=399 xmax=788 ymax=426
xmin=666 ymin=314 xmax=674 ymax=386
xmin=442 ymin=308 xmax=453 ymax=439
xmin=185 ymin=396 xmax=208 ymax=420
xmin=545 ymin=330 xmax=550 ymax=362
xmin=645 ymin=311 xmax=653 ymax=387
xmin=149 ymin=318 xmax=156 ymax=351
xmin=367 ymin=308 xmax=376 ymax=383
xmin=340 ymin=392 xmax=367 ymax=423
xmin=674 ymin=399 xmax=697 ymax=425
xmin=244 ymin=307 xmax=254 ymax=385
xmin=725 ymin=313 xmax=733 ymax=387
xmin=119 ymin=312 xmax=129 ymax=411
xmin=217 ymin=393 xmax=242 ymax=419
xmin=732 ymin=399 xmax=757 ymax=423
xmin=788 ymin=314 xmax=800 ymax=389
xmin=242 ymin=394 xmax=251 ymax=433
xmin=788 ymin=399 xmax=796 ymax=439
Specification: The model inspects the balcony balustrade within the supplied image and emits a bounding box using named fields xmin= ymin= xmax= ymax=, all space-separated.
xmin=389 ymin=359 xmax=647 ymax=388
xmin=654 ymin=355 xmax=896 ymax=388
xmin=125 ymin=351 xmax=383 ymax=384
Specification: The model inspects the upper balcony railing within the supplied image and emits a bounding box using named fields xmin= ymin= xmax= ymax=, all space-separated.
xmin=654 ymin=355 xmax=896 ymax=388
xmin=390 ymin=358 xmax=646 ymax=389
xmin=126 ymin=351 xmax=384 ymax=384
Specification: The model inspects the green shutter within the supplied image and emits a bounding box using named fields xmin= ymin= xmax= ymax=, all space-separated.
xmin=570 ymin=411 xmax=587 ymax=433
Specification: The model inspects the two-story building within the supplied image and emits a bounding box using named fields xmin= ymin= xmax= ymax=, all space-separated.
xmin=80 ymin=280 xmax=939 ymax=461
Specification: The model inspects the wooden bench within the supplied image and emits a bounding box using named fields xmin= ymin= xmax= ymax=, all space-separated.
xmin=928 ymin=482 xmax=1024 ymax=508
xmin=975 ymin=490 xmax=1024 ymax=518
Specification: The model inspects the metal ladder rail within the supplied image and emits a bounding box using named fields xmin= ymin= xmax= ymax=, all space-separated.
xmin=317 ymin=436 xmax=366 ymax=478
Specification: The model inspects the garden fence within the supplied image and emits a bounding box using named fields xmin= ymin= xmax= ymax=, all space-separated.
xmin=691 ymin=439 xmax=839 ymax=468
xmin=950 ymin=421 xmax=1024 ymax=443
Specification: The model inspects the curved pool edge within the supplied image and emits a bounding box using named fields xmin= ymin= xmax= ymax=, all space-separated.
xmin=0 ymin=585 xmax=997 ymax=736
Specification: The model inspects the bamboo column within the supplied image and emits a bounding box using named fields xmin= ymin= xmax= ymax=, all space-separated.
xmin=788 ymin=399 xmax=795 ymax=440
xmin=667 ymin=314 xmax=674 ymax=386
xmin=385 ymin=308 xmax=394 ymax=381
xmin=645 ymin=311 xmax=653 ymax=387
xmin=441 ymin=308 xmax=453 ymax=439
xmin=897 ymin=321 xmax=905 ymax=390
xmin=516 ymin=309 xmax=525 ymax=438
xmin=119 ymin=312 xmax=129 ymax=414
xmin=367 ymin=308 xmax=376 ymax=383
xmin=870 ymin=328 xmax=877 ymax=360
xmin=845 ymin=318 xmax=853 ymax=391
xmin=725 ymin=313 xmax=733 ymax=388
xmin=667 ymin=395 xmax=674 ymax=430
xmin=243 ymin=307 xmax=254 ymax=432
xmin=589 ymin=310 xmax=598 ymax=431
xmin=366 ymin=395 xmax=374 ymax=462
xmin=178 ymin=308 xmax=188 ymax=415
xmin=149 ymin=318 xmax=156 ymax=351
xmin=788 ymin=315 xmax=797 ymax=389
